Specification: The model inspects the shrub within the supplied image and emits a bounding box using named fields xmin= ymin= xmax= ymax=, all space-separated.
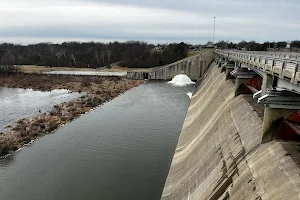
xmin=0 ymin=65 xmax=20 ymax=74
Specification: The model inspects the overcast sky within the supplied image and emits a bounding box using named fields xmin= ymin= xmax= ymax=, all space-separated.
xmin=1 ymin=0 xmax=299 ymax=44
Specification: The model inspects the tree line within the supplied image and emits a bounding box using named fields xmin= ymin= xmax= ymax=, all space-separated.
xmin=0 ymin=41 xmax=189 ymax=69
xmin=122 ymin=42 xmax=189 ymax=68
xmin=215 ymin=40 xmax=300 ymax=51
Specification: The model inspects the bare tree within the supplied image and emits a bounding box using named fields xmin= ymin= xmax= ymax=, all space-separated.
xmin=71 ymin=53 xmax=76 ymax=66
xmin=101 ymin=51 xmax=105 ymax=65
xmin=48 ymin=45 xmax=56 ymax=56
xmin=38 ymin=52 xmax=43 ymax=63
xmin=55 ymin=51 xmax=63 ymax=60
xmin=107 ymin=50 xmax=111 ymax=66
xmin=94 ymin=50 xmax=100 ymax=67
xmin=2 ymin=49 xmax=16 ymax=65
xmin=61 ymin=49 xmax=67 ymax=60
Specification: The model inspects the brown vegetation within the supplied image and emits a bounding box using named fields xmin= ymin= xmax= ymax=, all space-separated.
xmin=20 ymin=65 xmax=97 ymax=74
xmin=0 ymin=65 xmax=20 ymax=74
xmin=0 ymin=73 xmax=142 ymax=156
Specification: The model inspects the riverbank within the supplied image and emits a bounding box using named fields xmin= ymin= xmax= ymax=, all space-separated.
xmin=0 ymin=73 xmax=142 ymax=156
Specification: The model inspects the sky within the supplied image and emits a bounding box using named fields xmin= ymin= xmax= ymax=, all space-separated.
xmin=1 ymin=0 xmax=299 ymax=45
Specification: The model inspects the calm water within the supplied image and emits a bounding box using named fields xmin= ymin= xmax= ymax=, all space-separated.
xmin=0 ymin=82 xmax=193 ymax=200
xmin=0 ymin=88 xmax=82 ymax=131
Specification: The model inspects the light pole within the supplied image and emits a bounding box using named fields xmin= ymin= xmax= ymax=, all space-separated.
xmin=213 ymin=17 xmax=216 ymax=44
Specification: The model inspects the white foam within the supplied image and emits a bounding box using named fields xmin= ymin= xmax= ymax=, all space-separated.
xmin=168 ymin=74 xmax=195 ymax=87
xmin=187 ymin=92 xmax=193 ymax=99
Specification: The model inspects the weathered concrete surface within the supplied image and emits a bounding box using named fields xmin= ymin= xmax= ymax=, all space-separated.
xmin=127 ymin=49 xmax=214 ymax=81
xmin=162 ymin=64 xmax=300 ymax=200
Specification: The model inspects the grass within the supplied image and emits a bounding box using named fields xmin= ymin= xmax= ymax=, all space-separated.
xmin=21 ymin=65 xmax=97 ymax=74
xmin=187 ymin=50 xmax=202 ymax=58
xmin=100 ymin=65 xmax=152 ymax=72
xmin=21 ymin=64 xmax=152 ymax=74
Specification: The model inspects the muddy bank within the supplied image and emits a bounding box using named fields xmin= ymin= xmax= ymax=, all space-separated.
xmin=0 ymin=73 xmax=142 ymax=156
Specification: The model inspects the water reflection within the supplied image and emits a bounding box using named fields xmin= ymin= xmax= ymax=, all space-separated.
xmin=0 ymin=88 xmax=82 ymax=131
xmin=0 ymin=154 xmax=15 ymax=168
xmin=0 ymin=82 xmax=193 ymax=200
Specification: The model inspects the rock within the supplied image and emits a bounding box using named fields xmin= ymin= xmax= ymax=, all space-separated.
xmin=4 ymin=125 xmax=12 ymax=129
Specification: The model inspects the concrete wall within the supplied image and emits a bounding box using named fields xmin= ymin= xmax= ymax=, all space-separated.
xmin=127 ymin=49 xmax=214 ymax=81
xmin=126 ymin=71 xmax=147 ymax=80
xmin=161 ymin=64 xmax=300 ymax=200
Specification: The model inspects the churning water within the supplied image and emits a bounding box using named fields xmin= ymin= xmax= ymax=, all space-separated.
xmin=187 ymin=92 xmax=193 ymax=99
xmin=0 ymin=82 xmax=193 ymax=200
xmin=168 ymin=74 xmax=195 ymax=87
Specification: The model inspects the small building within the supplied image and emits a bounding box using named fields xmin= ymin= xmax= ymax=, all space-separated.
xmin=206 ymin=42 xmax=213 ymax=48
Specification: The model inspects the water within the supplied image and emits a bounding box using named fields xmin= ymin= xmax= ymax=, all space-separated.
xmin=0 ymin=82 xmax=193 ymax=200
xmin=45 ymin=71 xmax=127 ymax=76
xmin=0 ymin=88 xmax=82 ymax=131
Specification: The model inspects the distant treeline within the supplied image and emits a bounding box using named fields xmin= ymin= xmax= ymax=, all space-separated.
xmin=0 ymin=65 xmax=20 ymax=74
xmin=215 ymin=40 xmax=300 ymax=51
xmin=122 ymin=42 xmax=189 ymax=68
xmin=0 ymin=41 xmax=189 ymax=69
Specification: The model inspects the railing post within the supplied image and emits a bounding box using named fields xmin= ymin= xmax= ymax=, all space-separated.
xmin=282 ymin=61 xmax=286 ymax=70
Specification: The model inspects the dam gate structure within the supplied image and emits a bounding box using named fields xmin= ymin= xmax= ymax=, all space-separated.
xmin=162 ymin=50 xmax=300 ymax=200
xmin=215 ymin=50 xmax=300 ymax=143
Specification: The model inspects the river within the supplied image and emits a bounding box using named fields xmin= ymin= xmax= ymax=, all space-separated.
xmin=0 ymin=82 xmax=193 ymax=200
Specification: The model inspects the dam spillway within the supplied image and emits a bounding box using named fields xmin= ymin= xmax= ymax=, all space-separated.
xmin=162 ymin=64 xmax=300 ymax=200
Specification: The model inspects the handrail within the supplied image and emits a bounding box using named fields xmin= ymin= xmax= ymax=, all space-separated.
xmin=215 ymin=50 xmax=300 ymax=84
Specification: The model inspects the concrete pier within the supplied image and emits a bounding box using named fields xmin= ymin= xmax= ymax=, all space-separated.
xmin=161 ymin=50 xmax=300 ymax=200
xmin=162 ymin=64 xmax=300 ymax=200
xmin=261 ymin=74 xmax=274 ymax=96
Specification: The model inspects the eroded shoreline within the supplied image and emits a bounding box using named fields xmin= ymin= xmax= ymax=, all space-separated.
xmin=0 ymin=73 xmax=143 ymax=156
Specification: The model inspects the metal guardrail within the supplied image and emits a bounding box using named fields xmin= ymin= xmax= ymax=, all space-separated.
xmin=215 ymin=50 xmax=300 ymax=84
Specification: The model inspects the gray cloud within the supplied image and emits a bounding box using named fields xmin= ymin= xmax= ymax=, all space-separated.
xmin=1 ymin=0 xmax=299 ymax=44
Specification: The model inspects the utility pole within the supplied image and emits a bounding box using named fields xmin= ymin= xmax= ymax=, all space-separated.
xmin=213 ymin=17 xmax=216 ymax=44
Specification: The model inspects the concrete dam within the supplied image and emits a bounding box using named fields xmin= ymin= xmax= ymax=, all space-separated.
xmin=161 ymin=53 xmax=300 ymax=199
xmin=127 ymin=49 xmax=214 ymax=81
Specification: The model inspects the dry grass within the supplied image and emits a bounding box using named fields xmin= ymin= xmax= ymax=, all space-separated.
xmin=100 ymin=65 xmax=152 ymax=72
xmin=187 ymin=50 xmax=202 ymax=58
xmin=21 ymin=65 xmax=97 ymax=74
xmin=21 ymin=64 xmax=152 ymax=74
